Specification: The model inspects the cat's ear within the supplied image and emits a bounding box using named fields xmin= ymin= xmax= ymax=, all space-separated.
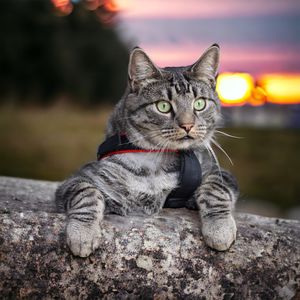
xmin=188 ymin=44 xmax=220 ymax=85
xmin=128 ymin=47 xmax=162 ymax=90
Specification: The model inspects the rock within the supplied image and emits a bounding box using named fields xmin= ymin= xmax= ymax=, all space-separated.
xmin=0 ymin=176 xmax=299 ymax=299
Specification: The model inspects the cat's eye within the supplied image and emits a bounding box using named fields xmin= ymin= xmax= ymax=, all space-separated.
xmin=193 ymin=99 xmax=206 ymax=111
xmin=156 ymin=101 xmax=172 ymax=113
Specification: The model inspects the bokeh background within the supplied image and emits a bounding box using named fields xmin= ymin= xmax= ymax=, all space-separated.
xmin=0 ymin=0 xmax=299 ymax=219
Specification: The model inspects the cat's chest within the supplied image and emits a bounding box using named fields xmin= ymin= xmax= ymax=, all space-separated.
xmin=118 ymin=153 xmax=180 ymax=194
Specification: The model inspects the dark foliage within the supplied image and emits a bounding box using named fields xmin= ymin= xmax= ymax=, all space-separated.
xmin=0 ymin=0 xmax=129 ymax=105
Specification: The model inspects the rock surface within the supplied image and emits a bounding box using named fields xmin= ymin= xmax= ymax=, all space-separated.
xmin=0 ymin=176 xmax=299 ymax=299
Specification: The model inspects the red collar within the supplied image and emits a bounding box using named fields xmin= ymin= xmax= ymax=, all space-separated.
xmin=97 ymin=133 xmax=178 ymax=160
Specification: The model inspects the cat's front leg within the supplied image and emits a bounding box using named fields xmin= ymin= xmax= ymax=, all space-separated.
xmin=56 ymin=179 xmax=105 ymax=257
xmin=195 ymin=170 xmax=239 ymax=251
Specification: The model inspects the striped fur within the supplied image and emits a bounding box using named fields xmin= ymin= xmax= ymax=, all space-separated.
xmin=56 ymin=44 xmax=239 ymax=257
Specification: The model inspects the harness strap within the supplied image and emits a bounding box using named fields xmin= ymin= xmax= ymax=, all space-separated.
xmin=97 ymin=133 xmax=202 ymax=209
xmin=97 ymin=134 xmax=139 ymax=159
xmin=164 ymin=150 xmax=202 ymax=208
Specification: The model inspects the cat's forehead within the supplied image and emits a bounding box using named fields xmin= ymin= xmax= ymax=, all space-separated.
xmin=162 ymin=66 xmax=189 ymax=85
xmin=163 ymin=66 xmax=187 ymax=73
xmin=162 ymin=68 xmax=191 ymax=96
xmin=163 ymin=66 xmax=209 ymax=89
xmin=142 ymin=67 xmax=211 ymax=100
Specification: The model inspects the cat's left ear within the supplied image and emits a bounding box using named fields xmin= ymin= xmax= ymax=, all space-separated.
xmin=188 ymin=44 xmax=220 ymax=86
xmin=128 ymin=47 xmax=162 ymax=91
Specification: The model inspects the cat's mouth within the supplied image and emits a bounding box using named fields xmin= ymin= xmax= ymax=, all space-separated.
xmin=178 ymin=135 xmax=194 ymax=141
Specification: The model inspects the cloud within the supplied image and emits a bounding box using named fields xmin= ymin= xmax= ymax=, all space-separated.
xmin=120 ymin=14 xmax=300 ymax=46
xmin=119 ymin=0 xmax=300 ymax=19
xmin=135 ymin=43 xmax=300 ymax=75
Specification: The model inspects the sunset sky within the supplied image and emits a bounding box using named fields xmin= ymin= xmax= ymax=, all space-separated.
xmin=116 ymin=0 xmax=300 ymax=75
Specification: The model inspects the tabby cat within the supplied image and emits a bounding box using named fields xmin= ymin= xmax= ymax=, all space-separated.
xmin=56 ymin=44 xmax=239 ymax=257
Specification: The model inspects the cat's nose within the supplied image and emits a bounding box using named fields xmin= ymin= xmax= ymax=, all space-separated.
xmin=180 ymin=123 xmax=194 ymax=133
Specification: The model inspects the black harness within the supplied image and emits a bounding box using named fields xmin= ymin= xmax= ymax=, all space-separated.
xmin=97 ymin=134 xmax=202 ymax=209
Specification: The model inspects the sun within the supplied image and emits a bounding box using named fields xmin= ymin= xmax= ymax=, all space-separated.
xmin=216 ymin=73 xmax=254 ymax=106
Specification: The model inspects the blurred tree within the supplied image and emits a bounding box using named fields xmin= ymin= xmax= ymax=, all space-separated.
xmin=0 ymin=0 xmax=129 ymax=105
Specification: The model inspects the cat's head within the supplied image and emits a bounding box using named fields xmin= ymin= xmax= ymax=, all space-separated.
xmin=123 ymin=44 xmax=221 ymax=151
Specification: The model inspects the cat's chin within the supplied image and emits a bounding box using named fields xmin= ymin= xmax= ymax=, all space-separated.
xmin=166 ymin=138 xmax=202 ymax=151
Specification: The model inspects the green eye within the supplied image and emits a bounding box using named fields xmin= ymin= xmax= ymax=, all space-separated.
xmin=194 ymin=99 xmax=206 ymax=111
xmin=156 ymin=101 xmax=172 ymax=113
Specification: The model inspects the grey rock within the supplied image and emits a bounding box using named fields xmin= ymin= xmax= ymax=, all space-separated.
xmin=0 ymin=176 xmax=299 ymax=299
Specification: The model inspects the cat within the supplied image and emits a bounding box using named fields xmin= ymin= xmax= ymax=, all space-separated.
xmin=56 ymin=44 xmax=239 ymax=257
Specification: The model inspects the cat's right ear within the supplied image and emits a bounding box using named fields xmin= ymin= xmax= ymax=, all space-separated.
xmin=128 ymin=47 xmax=162 ymax=91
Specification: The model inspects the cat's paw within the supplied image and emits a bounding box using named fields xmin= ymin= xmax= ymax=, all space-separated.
xmin=201 ymin=215 xmax=237 ymax=251
xmin=65 ymin=220 xmax=101 ymax=257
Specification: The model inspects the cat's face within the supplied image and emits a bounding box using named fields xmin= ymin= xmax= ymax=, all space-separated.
xmin=124 ymin=45 xmax=221 ymax=151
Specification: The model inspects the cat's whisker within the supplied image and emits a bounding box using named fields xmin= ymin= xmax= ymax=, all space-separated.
xmin=122 ymin=130 xmax=162 ymax=146
xmin=215 ymin=130 xmax=243 ymax=139
xmin=205 ymin=142 xmax=223 ymax=183
xmin=211 ymin=139 xmax=234 ymax=166
xmin=161 ymin=128 xmax=173 ymax=132
xmin=151 ymin=139 xmax=171 ymax=163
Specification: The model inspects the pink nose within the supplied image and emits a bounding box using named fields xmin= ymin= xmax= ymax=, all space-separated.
xmin=180 ymin=123 xmax=194 ymax=133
